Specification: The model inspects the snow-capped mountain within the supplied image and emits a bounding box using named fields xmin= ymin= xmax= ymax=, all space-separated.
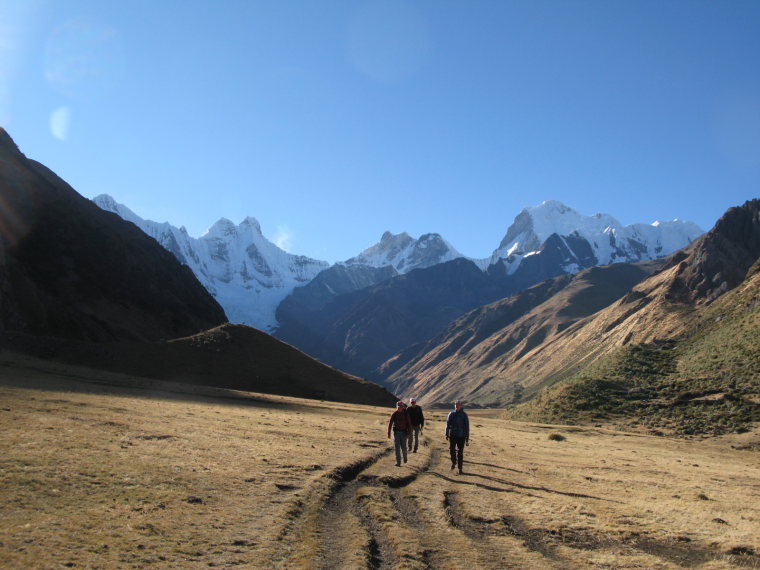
xmin=94 ymin=195 xmax=703 ymax=337
xmin=93 ymin=195 xmax=329 ymax=331
xmin=344 ymin=231 xmax=462 ymax=273
xmin=487 ymin=200 xmax=703 ymax=275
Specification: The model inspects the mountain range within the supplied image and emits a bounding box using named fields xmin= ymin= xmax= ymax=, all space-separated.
xmin=375 ymin=198 xmax=758 ymax=433
xmin=93 ymin=195 xmax=703 ymax=381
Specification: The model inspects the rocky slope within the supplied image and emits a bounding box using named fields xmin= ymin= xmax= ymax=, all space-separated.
xmin=276 ymin=258 xmax=515 ymax=379
xmin=273 ymin=203 xmax=702 ymax=377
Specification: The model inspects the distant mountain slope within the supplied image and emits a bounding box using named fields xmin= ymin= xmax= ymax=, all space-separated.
xmin=276 ymin=258 xmax=515 ymax=378
xmin=0 ymin=128 xmax=227 ymax=342
xmin=381 ymin=260 xmax=664 ymax=404
xmin=96 ymin=194 xmax=702 ymax=345
xmin=274 ymin=202 xmax=702 ymax=377
xmin=93 ymin=195 xmax=329 ymax=331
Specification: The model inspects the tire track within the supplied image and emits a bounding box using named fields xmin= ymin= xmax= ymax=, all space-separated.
xmin=442 ymin=489 xmax=567 ymax=570
xmin=311 ymin=439 xmax=438 ymax=569
xmin=441 ymin=489 xmax=760 ymax=569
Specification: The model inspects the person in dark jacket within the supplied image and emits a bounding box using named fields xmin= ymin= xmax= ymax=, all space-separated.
xmin=406 ymin=397 xmax=425 ymax=453
xmin=445 ymin=400 xmax=469 ymax=474
xmin=387 ymin=401 xmax=412 ymax=467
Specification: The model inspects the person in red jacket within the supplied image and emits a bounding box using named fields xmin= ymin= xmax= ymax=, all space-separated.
xmin=387 ymin=401 xmax=412 ymax=467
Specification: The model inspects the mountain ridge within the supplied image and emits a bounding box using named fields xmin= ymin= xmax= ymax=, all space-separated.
xmin=385 ymin=199 xmax=759 ymax=435
xmin=93 ymin=194 xmax=703 ymax=334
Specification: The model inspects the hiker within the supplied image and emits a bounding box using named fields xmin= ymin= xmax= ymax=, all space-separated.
xmin=407 ymin=397 xmax=425 ymax=453
xmin=445 ymin=400 xmax=470 ymax=474
xmin=387 ymin=401 xmax=412 ymax=466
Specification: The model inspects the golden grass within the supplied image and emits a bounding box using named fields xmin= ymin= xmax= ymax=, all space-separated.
xmin=1 ymin=355 xmax=759 ymax=569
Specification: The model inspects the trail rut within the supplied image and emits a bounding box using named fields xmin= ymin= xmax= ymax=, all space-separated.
xmin=271 ymin=436 xmax=760 ymax=570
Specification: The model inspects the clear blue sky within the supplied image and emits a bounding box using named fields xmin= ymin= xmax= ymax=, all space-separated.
xmin=2 ymin=1 xmax=759 ymax=262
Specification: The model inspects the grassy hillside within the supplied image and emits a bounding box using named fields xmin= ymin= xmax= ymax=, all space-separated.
xmin=508 ymin=265 xmax=760 ymax=435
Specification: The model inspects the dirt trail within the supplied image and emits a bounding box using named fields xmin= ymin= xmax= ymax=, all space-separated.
xmin=273 ymin=438 xmax=563 ymax=569
xmin=271 ymin=430 xmax=760 ymax=570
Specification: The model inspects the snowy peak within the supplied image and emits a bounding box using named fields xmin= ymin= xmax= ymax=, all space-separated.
xmin=345 ymin=231 xmax=462 ymax=273
xmin=491 ymin=200 xmax=703 ymax=271
xmin=497 ymin=200 xmax=621 ymax=256
xmin=94 ymin=193 xmax=704 ymax=335
xmin=240 ymin=216 xmax=262 ymax=233
xmin=206 ymin=218 xmax=238 ymax=238
xmin=92 ymin=194 xmax=329 ymax=332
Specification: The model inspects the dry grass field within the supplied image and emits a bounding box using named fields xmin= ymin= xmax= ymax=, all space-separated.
xmin=1 ymin=354 xmax=759 ymax=570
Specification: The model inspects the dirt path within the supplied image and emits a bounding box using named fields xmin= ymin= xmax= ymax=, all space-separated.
xmin=270 ymin=429 xmax=760 ymax=570
xmin=272 ymin=437 xmax=564 ymax=569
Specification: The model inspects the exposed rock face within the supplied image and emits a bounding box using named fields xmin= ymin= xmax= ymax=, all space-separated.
xmin=663 ymin=199 xmax=760 ymax=304
xmin=0 ymin=128 xmax=227 ymax=342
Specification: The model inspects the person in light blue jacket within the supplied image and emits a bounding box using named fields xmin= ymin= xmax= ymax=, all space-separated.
xmin=445 ymin=400 xmax=470 ymax=474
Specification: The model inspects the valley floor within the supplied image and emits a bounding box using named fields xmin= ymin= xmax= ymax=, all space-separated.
xmin=1 ymin=354 xmax=759 ymax=569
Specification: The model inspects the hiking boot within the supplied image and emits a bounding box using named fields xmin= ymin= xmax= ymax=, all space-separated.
xmin=458 ymin=469 xmax=463 ymax=475
xmin=450 ymin=463 xmax=456 ymax=470
xmin=395 ymin=463 xmax=401 ymax=467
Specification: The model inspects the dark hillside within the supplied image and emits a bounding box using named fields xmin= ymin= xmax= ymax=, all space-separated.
xmin=0 ymin=128 xmax=227 ymax=342
xmin=2 ymin=324 xmax=397 ymax=406
xmin=276 ymin=258 xmax=514 ymax=378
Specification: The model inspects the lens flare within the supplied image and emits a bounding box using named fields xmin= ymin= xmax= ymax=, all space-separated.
xmin=50 ymin=106 xmax=71 ymax=140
